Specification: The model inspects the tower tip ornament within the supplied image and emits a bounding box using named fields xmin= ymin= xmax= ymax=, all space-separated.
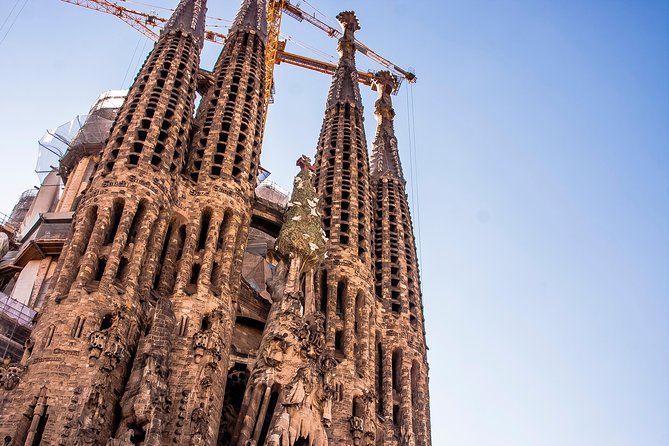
xmin=296 ymin=155 xmax=316 ymax=172
xmin=336 ymin=11 xmax=361 ymax=34
xmin=335 ymin=11 xmax=360 ymax=58
xmin=372 ymin=70 xmax=398 ymax=95
xmin=370 ymin=71 xmax=403 ymax=180
xmin=327 ymin=11 xmax=363 ymax=107
xmin=372 ymin=70 xmax=397 ymax=121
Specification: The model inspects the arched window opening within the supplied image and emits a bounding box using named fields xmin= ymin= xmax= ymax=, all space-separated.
xmin=319 ymin=270 xmax=328 ymax=314
xmin=392 ymin=350 xmax=402 ymax=393
xmin=197 ymin=209 xmax=212 ymax=251
xmin=93 ymin=256 xmax=106 ymax=282
xmin=376 ymin=336 xmax=384 ymax=414
xmin=105 ymin=200 xmax=125 ymax=246
xmin=336 ymin=280 xmax=346 ymax=316
xmin=127 ymin=201 xmax=146 ymax=245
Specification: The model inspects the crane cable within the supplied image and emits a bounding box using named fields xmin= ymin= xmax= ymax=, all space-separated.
xmin=0 ymin=0 xmax=22 ymax=34
xmin=281 ymin=33 xmax=336 ymax=63
xmin=406 ymin=83 xmax=422 ymax=267
xmin=121 ymin=34 xmax=145 ymax=88
xmin=0 ymin=0 xmax=29 ymax=48
xmin=129 ymin=37 xmax=150 ymax=88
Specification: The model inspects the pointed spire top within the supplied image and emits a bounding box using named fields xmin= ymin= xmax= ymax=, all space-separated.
xmin=370 ymin=71 xmax=403 ymax=180
xmin=230 ymin=0 xmax=268 ymax=43
xmin=326 ymin=11 xmax=362 ymax=107
xmin=164 ymin=0 xmax=208 ymax=48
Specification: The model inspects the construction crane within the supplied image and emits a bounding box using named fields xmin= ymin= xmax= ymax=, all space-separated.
xmin=60 ymin=0 xmax=416 ymax=119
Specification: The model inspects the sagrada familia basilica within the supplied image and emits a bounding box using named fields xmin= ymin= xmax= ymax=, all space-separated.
xmin=0 ymin=0 xmax=431 ymax=444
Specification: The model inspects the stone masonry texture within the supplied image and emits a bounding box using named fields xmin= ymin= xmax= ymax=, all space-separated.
xmin=0 ymin=1 xmax=431 ymax=445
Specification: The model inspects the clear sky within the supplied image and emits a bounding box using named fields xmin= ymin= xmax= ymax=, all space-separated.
xmin=1 ymin=1 xmax=668 ymax=445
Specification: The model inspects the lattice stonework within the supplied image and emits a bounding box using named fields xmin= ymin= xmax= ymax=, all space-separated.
xmin=0 ymin=2 xmax=431 ymax=446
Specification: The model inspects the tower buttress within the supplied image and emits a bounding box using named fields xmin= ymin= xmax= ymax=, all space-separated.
xmin=312 ymin=11 xmax=377 ymax=444
xmin=0 ymin=1 xmax=207 ymax=444
xmin=370 ymin=71 xmax=431 ymax=446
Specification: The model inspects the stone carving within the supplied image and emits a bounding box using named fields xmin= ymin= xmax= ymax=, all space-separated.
xmin=88 ymin=330 xmax=107 ymax=359
xmin=259 ymin=333 xmax=288 ymax=369
xmin=192 ymin=309 xmax=225 ymax=365
xmin=60 ymin=387 xmax=83 ymax=445
xmin=0 ymin=357 xmax=25 ymax=391
xmin=283 ymin=367 xmax=311 ymax=407
xmin=173 ymin=390 xmax=190 ymax=440
xmin=189 ymin=403 xmax=209 ymax=445
xmin=73 ymin=381 xmax=109 ymax=445
xmin=192 ymin=331 xmax=209 ymax=362
xmin=399 ymin=423 xmax=415 ymax=446
xmin=297 ymin=312 xmax=325 ymax=359
xmin=87 ymin=310 xmax=129 ymax=373
xmin=100 ymin=332 xmax=125 ymax=372
xmin=316 ymin=354 xmax=338 ymax=427
xmin=20 ymin=337 xmax=34 ymax=365
xmin=349 ymin=415 xmax=364 ymax=445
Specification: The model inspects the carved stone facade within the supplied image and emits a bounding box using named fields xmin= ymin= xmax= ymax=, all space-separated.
xmin=0 ymin=1 xmax=430 ymax=445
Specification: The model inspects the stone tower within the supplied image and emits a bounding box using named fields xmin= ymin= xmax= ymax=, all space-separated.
xmin=0 ymin=0 xmax=207 ymax=444
xmin=370 ymin=71 xmax=431 ymax=445
xmin=0 ymin=2 xmax=431 ymax=445
xmin=312 ymin=11 xmax=377 ymax=445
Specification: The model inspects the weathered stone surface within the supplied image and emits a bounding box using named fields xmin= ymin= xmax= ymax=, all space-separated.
xmin=0 ymin=3 xmax=431 ymax=446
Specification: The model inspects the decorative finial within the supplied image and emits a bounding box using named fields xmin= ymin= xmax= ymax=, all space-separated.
xmin=296 ymin=155 xmax=315 ymax=172
xmin=372 ymin=71 xmax=397 ymax=95
xmin=370 ymin=71 xmax=403 ymax=180
xmin=335 ymin=11 xmax=359 ymax=58
xmin=326 ymin=11 xmax=363 ymax=106
xmin=372 ymin=71 xmax=397 ymax=120
xmin=336 ymin=11 xmax=361 ymax=34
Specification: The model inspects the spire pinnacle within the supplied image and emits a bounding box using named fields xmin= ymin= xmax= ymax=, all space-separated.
xmin=230 ymin=0 xmax=268 ymax=43
xmin=163 ymin=0 xmax=208 ymax=48
xmin=326 ymin=11 xmax=362 ymax=107
xmin=370 ymin=71 xmax=403 ymax=180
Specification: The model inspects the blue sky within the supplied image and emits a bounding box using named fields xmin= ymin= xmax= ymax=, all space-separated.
xmin=1 ymin=1 xmax=668 ymax=445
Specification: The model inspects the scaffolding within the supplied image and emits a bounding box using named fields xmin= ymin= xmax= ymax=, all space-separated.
xmin=0 ymin=292 xmax=36 ymax=361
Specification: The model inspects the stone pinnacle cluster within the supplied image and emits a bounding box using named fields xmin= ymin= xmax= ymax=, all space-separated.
xmin=0 ymin=1 xmax=431 ymax=445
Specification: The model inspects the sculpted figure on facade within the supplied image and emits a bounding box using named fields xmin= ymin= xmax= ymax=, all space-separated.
xmin=192 ymin=308 xmax=225 ymax=366
xmin=349 ymin=415 xmax=364 ymax=445
xmin=298 ymin=312 xmax=325 ymax=359
xmin=0 ymin=4 xmax=432 ymax=444
xmin=190 ymin=403 xmax=210 ymax=445
xmin=0 ymin=357 xmax=24 ymax=391
xmin=87 ymin=309 xmax=129 ymax=372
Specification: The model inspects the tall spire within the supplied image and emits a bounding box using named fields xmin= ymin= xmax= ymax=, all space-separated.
xmin=163 ymin=0 xmax=208 ymax=48
xmin=326 ymin=11 xmax=363 ymax=107
xmin=230 ymin=0 xmax=268 ymax=42
xmin=370 ymin=70 xmax=404 ymax=180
